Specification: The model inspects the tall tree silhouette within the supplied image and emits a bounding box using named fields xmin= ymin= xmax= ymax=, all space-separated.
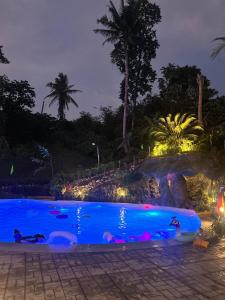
xmin=94 ymin=0 xmax=160 ymax=153
xmin=45 ymin=73 xmax=81 ymax=120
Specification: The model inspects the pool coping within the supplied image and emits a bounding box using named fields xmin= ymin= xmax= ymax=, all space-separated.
xmin=0 ymin=239 xmax=186 ymax=253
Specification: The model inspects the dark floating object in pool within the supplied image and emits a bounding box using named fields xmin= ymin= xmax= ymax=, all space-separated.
xmin=56 ymin=214 xmax=68 ymax=219
xmin=49 ymin=210 xmax=61 ymax=215
xmin=82 ymin=214 xmax=91 ymax=219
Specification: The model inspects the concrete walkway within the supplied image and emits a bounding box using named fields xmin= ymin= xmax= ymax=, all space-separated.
xmin=1 ymin=241 xmax=225 ymax=300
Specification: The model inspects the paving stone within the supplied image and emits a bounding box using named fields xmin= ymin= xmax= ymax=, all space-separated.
xmin=1 ymin=241 xmax=225 ymax=299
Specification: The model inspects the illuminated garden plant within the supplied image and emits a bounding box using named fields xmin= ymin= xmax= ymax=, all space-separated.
xmin=151 ymin=113 xmax=203 ymax=156
xmin=61 ymin=183 xmax=93 ymax=200
xmin=114 ymin=187 xmax=129 ymax=199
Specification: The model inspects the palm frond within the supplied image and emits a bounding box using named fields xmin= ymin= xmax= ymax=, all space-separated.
xmin=179 ymin=113 xmax=188 ymax=124
xmin=185 ymin=133 xmax=199 ymax=140
xmin=211 ymin=37 xmax=225 ymax=59
xmin=159 ymin=117 xmax=166 ymax=123
xmin=174 ymin=113 xmax=181 ymax=125
xmin=68 ymin=89 xmax=82 ymax=94
xmin=45 ymin=91 xmax=57 ymax=99
xmin=49 ymin=96 xmax=58 ymax=107
xmin=109 ymin=0 xmax=122 ymax=25
xmin=180 ymin=116 xmax=196 ymax=130
xmin=68 ymin=96 xmax=79 ymax=108
xmin=190 ymin=125 xmax=204 ymax=131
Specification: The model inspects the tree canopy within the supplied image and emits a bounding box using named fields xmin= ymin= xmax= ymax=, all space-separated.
xmin=0 ymin=75 xmax=35 ymax=112
xmin=156 ymin=64 xmax=219 ymax=123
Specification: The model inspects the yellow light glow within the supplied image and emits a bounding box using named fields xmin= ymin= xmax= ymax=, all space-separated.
xmin=152 ymin=142 xmax=169 ymax=157
xmin=72 ymin=185 xmax=91 ymax=200
xmin=179 ymin=139 xmax=195 ymax=153
xmin=219 ymin=206 xmax=224 ymax=213
xmin=151 ymin=139 xmax=195 ymax=157
xmin=61 ymin=186 xmax=67 ymax=195
xmin=115 ymin=187 xmax=129 ymax=198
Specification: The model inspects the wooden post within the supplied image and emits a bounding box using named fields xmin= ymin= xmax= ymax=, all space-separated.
xmin=197 ymin=73 xmax=204 ymax=126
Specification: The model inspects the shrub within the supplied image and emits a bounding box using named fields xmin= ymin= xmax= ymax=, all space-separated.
xmin=186 ymin=173 xmax=214 ymax=211
xmin=211 ymin=219 xmax=225 ymax=238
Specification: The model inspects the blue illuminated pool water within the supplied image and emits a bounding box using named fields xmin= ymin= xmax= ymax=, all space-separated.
xmin=0 ymin=199 xmax=201 ymax=245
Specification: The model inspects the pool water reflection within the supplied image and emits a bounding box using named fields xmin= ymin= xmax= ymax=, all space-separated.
xmin=0 ymin=199 xmax=201 ymax=245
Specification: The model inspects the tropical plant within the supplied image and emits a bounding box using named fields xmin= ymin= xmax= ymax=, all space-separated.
xmin=0 ymin=46 xmax=9 ymax=64
xmin=151 ymin=113 xmax=204 ymax=155
xmin=186 ymin=173 xmax=213 ymax=211
xmin=32 ymin=144 xmax=54 ymax=178
xmin=211 ymin=37 xmax=225 ymax=59
xmin=45 ymin=73 xmax=81 ymax=120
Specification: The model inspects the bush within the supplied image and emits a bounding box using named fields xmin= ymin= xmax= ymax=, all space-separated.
xmin=211 ymin=219 xmax=225 ymax=238
xmin=186 ymin=173 xmax=214 ymax=211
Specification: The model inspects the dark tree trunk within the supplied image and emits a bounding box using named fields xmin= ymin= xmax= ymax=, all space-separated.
xmin=122 ymin=46 xmax=129 ymax=153
xmin=58 ymin=101 xmax=64 ymax=121
xmin=197 ymin=73 xmax=204 ymax=126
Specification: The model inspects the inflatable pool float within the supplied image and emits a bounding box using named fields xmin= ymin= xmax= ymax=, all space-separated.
xmin=47 ymin=231 xmax=77 ymax=245
xmin=103 ymin=231 xmax=126 ymax=243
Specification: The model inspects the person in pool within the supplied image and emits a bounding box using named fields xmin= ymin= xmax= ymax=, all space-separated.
xmin=14 ymin=229 xmax=23 ymax=243
xmin=14 ymin=229 xmax=45 ymax=243
xmin=169 ymin=216 xmax=180 ymax=228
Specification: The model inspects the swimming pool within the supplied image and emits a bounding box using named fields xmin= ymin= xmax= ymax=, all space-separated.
xmin=0 ymin=199 xmax=201 ymax=245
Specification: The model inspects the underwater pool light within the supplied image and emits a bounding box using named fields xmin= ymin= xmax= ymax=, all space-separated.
xmin=146 ymin=211 xmax=161 ymax=216
xmin=144 ymin=204 xmax=151 ymax=209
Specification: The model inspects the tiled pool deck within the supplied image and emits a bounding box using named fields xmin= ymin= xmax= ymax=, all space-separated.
xmin=1 ymin=240 xmax=225 ymax=300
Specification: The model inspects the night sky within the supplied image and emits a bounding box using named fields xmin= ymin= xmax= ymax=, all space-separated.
xmin=1 ymin=0 xmax=225 ymax=120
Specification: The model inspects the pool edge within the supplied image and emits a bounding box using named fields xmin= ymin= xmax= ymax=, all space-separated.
xmin=0 ymin=239 xmax=186 ymax=254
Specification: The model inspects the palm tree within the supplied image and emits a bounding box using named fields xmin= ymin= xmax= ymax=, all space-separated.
xmin=211 ymin=37 xmax=225 ymax=59
xmin=151 ymin=113 xmax=203 ymax=155
xmin=94 ymin=0 xmax=141 ymax=153
xmin=45 ymin=73 xmax=81 ymax=120
xmin=0 ymin=46 xmax=9 ymax=64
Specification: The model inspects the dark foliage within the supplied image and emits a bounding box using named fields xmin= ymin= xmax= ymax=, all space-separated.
xmin=0 ymin=46 xmax=9 ymax=64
